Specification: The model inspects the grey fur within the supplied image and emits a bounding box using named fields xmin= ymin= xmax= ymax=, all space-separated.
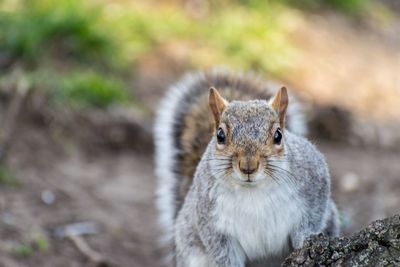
xmin=174 ymin=100 xmax=339 ymax=266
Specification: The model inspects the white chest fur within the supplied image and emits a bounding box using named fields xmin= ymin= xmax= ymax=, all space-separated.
xmin=213 ymin=184 xmax=303 ymax=260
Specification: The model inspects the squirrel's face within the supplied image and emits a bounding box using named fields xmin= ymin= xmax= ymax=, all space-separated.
xmin=208 ymin=87 xmax=288 ymax=186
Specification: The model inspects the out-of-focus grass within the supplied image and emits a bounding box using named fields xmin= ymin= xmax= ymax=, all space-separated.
xmin=0 ymin=0 xmax=373 ymax=110
xmin=200 ymin=5 xmax=296 ymax=74
xmin=0 ymin=0 xmax=299 ymax=75
xmin=14 ymin=244 xmax=34 ymax=257
xmin=0 ymin=165 xmax=20 ymax=187
xmin=0 ymin=0 xmax=117 ymax=68
xmin=0 ymin=0 xmax=131 ymax=108
xmin=59 ymin=71 xmax=130 ymax=109
xmin=0 ymin=0 xmax=299 ymax=108
xmin=13 ymin=233 xmax=49 ymax=257
xmin=109 ymin=1 xmax=297 ymax=75
xmin=32 ymin=233 xmax=49 ymax=252
xmin=15 ymin=68 xmax=129 ymax=109
xmin=282 ymin=0 xmax=370 ymax=14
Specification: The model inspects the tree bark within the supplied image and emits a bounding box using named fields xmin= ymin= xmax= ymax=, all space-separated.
xmin=283 ymin=215 xmax=400 ymax=266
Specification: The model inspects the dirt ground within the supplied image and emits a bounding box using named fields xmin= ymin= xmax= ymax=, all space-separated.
xmin=0 ymin=124 xmax=164 ymax=267
xmin=0 ymin=10 xmax=399 ymax=267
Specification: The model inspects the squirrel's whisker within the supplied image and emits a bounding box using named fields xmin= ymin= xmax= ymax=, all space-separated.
xmin=267 ymin=166 xmax=300 ymax=191
xmin=263 ymin=169 xmax=282 ymax=186
xmin=203 ymin=158 xmax=232 ymax=162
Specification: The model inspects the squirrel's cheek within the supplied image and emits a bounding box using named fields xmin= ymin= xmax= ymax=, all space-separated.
xmin=273 ymin=143 xmax=285 ymax=154
xmin=216 ymin=143 xmax=225 ymax=150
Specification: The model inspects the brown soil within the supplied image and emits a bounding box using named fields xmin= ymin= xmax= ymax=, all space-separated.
xmin=285 ymin=12 xmax=400 ymax=121
xmin=0 ymin=125 xmax=163 ymax=267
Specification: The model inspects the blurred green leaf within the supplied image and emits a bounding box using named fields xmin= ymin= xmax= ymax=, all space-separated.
xmin=32 ymin=233 xmax=49 ymax=252
xmin=0 ymin=165 xmax=20 ymax=187
xmin=59 ymin=71 xmax=130 ymax=109
xmin=281 ymin=0 xmax=370 ymax=14
xmin=0 ymin=0 xmax=115 ymax=67
xmin=3 ymin=0 xmax=366 ymax=110
xmin=14 ymin=244 xmax=33 ymax=257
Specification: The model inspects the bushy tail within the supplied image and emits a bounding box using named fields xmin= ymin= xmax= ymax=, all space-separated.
xmin=153 ymin=73 xmax=194 ymax=262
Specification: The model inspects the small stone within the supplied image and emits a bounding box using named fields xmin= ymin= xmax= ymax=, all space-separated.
xmin=331 ymin=251 xmax=341 ymax=261
xmin=41 ymin=190 xmax=55 ymax=205
xmin=297 ymin=249 xmax=309 ymax=264
xmin=340 ymin=172 xmax=360 ymax=192
xmin=2 ymin=212 xmax=15 ymax=225
xmin=53 ymin=221 xmax=98 ymax=238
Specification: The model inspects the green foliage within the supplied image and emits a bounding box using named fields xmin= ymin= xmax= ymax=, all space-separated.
xmin=202 ymin=5 xmax=295 ymax=74
xmin=0 ymin=0 xmax=115 ymax=67
xmin=13 ymin=233 xmax=48 ymax=257
xmin=0 ymin=165 xmax=20 ymax=187
xmin=6 ymin=0 xmax=367 ymax=109
xmin=59 ymin=71 xmax=130 ymax=109
xmin=1 ymin=0 xmax=299 ymax=91
xmin=282 ymin=0 xmax=370 ymax=14
xmin=115 ymin=2 xmax=296 ymax=75
xmin=0 ymin=0 xmax=131 ymax=109
xmin=109 ymin=5 xmax=195 ymax=62
xmin=14 ymin=244 xmax=34 ymax=257
xmin=32 ymin=233 xmax=49 ymax=252
xmin=328 ymin=0 xmax=369 ymax=14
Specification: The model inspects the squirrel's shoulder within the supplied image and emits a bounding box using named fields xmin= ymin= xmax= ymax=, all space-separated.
xmin=284 ymin=131 xmax=329 ymax=175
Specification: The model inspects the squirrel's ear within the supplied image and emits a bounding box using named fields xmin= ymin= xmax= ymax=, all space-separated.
xmin=269 ymin=87 xmax=288 ymax=128
xmin=209 ymin=87 xmax=227 ymax=127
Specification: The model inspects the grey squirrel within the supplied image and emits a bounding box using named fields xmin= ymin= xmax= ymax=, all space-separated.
xmin=154 ymin=70 xmax=339 ymax=267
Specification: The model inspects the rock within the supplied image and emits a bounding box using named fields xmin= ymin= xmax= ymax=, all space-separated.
xmin=283 ymin=214 xmax=400 ymax=266
xmin=52 ymin=221 xmax=98 ymax=238
xmin=1 ymin=212 xmax=15 ymax=225
xmin=340 ymin=172 xmax=360 ymax=192
xmin=41 ymin=190 xmax=55 ymax=205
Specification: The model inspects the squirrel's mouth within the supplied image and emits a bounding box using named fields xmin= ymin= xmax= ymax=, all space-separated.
xmin=232 ymin=167 xmax=266 ymax=185
xmin=235 ymin=178 xmax=264 ymax=187
xmin=243 ymin=175 xmax=258 ymax=183
xmin=243 ymin=179 xmax=257 ymax=185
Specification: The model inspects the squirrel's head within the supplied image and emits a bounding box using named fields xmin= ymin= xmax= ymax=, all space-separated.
xmin=208 ymin=86 xmax=288 ymax=186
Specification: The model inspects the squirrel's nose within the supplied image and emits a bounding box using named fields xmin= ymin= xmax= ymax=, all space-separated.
xmin=239 ymin=160 xmax=259 ymax=175
xmin=240 ymin=167 xmax=256 ymax=175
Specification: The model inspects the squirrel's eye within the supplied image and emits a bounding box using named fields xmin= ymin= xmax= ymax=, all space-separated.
xmin=217 ymin=127 xmax=226 ymax=144
xmin=273 ymin=128 xmax=282 ymax=145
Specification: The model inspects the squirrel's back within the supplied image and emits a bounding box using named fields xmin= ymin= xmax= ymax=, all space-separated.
xmin=154 ymin=69 xmax=306 ymax=252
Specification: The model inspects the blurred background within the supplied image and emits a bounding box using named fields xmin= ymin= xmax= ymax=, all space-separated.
xmin=0 ymin=0 xmax=399 ymax=266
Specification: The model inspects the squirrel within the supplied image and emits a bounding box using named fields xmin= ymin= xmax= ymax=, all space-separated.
xmin=154 ymin=69 xmax=339 ymax=267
